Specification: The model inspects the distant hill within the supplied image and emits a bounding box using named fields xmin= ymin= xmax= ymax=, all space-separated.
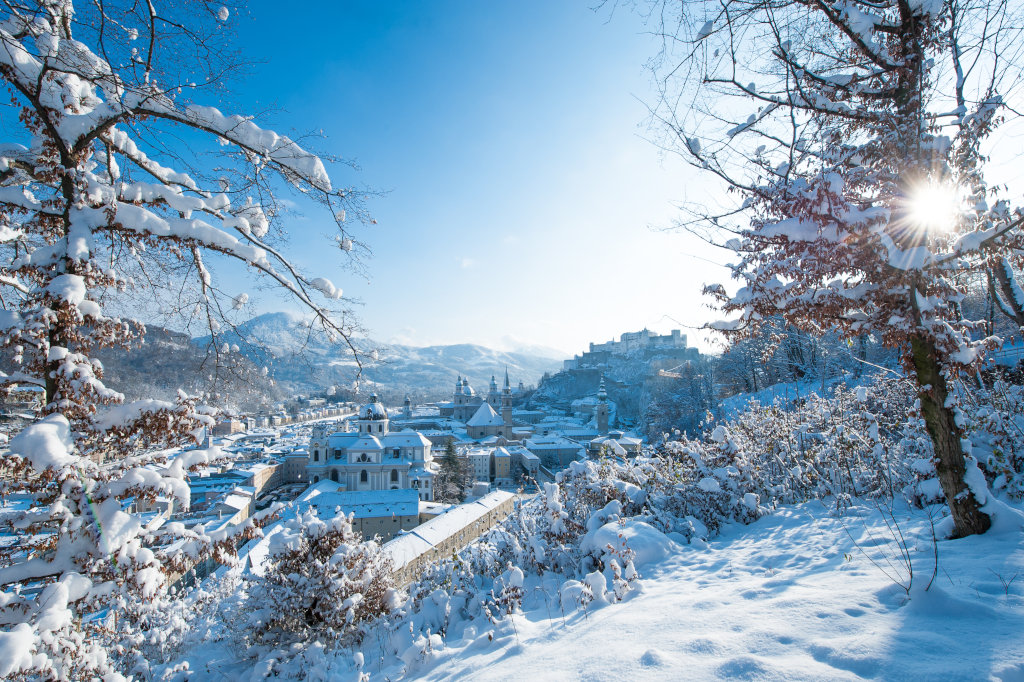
xmin=94 ymin=325 xmax=283 ymax=412
xmin=193 ymin=312 xmax=564 ymax=401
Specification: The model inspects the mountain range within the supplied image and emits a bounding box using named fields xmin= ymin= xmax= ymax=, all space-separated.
xmin=192 ymin=312 xmax=565 ymax=401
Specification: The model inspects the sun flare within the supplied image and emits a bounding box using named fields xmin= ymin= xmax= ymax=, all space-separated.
xmin=903 ymin=180 xmax=963 ymax=234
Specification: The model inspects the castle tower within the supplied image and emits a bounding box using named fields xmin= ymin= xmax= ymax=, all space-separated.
xmin=357 ymin=394 xmax=389 ymax=436
xmin=595 ymin=376 xmax=610 ymax=435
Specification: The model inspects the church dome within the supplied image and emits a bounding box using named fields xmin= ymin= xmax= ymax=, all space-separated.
xmin=359 ymin=394 xmax=388 ymax=420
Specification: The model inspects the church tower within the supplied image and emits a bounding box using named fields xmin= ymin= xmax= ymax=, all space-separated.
xmin=487 ymin=375 xmax=500 ymax=408
xmin=403 ymin=395 xmax=412 ymax=419
xmin=595 ymin=376 xmax=610 ymax=435
xmin=501 ymin=368 xmax=514 ymax=436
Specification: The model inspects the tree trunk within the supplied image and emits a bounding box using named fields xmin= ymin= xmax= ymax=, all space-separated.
xmin=910 ymin=334 xmax=991 ymax=538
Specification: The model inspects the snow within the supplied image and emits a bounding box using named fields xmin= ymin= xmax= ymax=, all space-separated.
xmin=310 ymin=277 xmax=343 ymax=300
xmin=364 ymin=501 xmax=1024 ymax=681
xmin=182 ymin=105 xmax=332 ymax=192
xmin=45 ymin=274 xmax=86 ymax=305
xmin=583 ymin=519 xmax=674 ymax=568
xmin=8 ymin=414 xmax=77 ymax=470
xmin=0 ymin=623 xmax=35 ymax=676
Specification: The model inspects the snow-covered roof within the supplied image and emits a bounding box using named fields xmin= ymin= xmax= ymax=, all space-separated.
xmin=467 ymin=403 xmax=504 ymax=427
xmin=595 ymin=432 xmax=643 ymax=446
xmin=381 ymin=430 xmax=432 ymax=448
xmin=220 ymin=492 xmax=252 ymax=511
xmin=407 ymin=464 xmax=436 ymax=479
xmin=326 ymin=432 xmax=361 ymax=448
xmin=350 ymin=435 xmax=383 ymax=450
xmin=507 ymin=447 xmax=539 ymax=462
xmin=524 ymin=435 xmax=582 ymax=448
xmin=591 ymin=438 xmax=627 ymax=456
xmin=296 ymin=482 xmax=419 ymax=519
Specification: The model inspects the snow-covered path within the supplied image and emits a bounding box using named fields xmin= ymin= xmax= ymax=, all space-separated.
xmin=397 ymin=503 xmax=1024 ymax=681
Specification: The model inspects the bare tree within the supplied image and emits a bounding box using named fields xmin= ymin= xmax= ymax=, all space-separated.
xmin=634 ymin=0 xmax=1024 ymax=536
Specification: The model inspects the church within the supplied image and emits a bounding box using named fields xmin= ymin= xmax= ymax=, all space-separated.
xmin=306 ymin=395 xmax=437 ymax=501
xmin=443 ymin=371 xmax=517 ymax=439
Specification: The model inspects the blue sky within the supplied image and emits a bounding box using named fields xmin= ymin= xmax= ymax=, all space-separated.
xmin=223 ymin=1 xmax=727 ymax=356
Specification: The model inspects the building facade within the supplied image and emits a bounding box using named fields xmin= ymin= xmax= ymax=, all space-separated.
xmin=306 ymin=396 xmax=438 ymax=501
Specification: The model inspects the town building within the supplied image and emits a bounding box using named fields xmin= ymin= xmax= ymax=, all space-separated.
xmin=306 ymin=395 xmax=438 ymax=501
xmin=588 ymin=430 xmax=643 ymax=458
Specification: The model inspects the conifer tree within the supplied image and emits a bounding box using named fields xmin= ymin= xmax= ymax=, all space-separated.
xmin=436 ymin=436 xmax=470 ymax=503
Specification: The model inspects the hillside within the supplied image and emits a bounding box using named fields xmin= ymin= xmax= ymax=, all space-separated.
xmin=154 ymin=499 xmax=1024 ymax=680
xmin=368 ymin=502 xmax=1024 ymax=681
xmin=85 ymin=326 xmax=282 ymax=413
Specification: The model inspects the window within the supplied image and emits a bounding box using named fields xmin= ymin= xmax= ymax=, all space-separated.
xmin=378 ymin=424 xmax=383 ymax=433
xmin=330 ymin=470 xmax=339 ymax=482
xmin=391 ymin=469 xmax=398 ymax=482
xmin=360 ymin=470 xmax=368 ymax=483
xmin=313 ymin=450 xmax=319 ymax=461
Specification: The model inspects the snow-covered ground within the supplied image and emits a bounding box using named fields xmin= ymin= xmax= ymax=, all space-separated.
xmin=368 ymin=501 xmax=1023 ymax=681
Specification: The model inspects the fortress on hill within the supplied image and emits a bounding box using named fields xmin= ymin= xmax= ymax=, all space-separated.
xmin=563 ymin=329 xmax=698 ymax=371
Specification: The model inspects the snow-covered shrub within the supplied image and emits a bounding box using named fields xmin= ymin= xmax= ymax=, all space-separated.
xmin=957 ymin=380 xmax=1024 ymax=500
xmin=646 ymin=374 xmax=928 ymax=537
xmin=248 ymin=510 xmax=396 ymax=646
xmin=0 ymin=412 xmax=285 ymax=679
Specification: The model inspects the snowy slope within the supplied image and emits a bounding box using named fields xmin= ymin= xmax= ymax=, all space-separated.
xmin=370 ymin=502 xmax=1023 ymax=681
xmin=165 ymin=500 xmax=1024 ymax=680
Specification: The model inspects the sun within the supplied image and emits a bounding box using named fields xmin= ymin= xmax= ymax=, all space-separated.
xmin=903 ymin=180 xmax=963 ymax=234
